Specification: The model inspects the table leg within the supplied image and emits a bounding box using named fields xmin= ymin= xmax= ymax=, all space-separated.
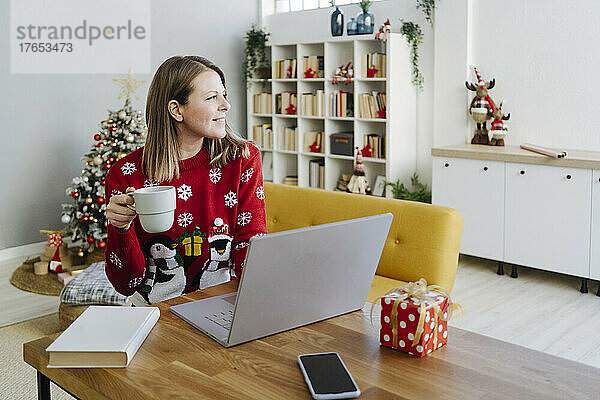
xmin=37 ymin=371 xmax=50 ymax=400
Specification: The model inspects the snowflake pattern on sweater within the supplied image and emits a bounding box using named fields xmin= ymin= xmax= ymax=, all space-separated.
xmin=104 ymin=144 xmax=267 ymax=303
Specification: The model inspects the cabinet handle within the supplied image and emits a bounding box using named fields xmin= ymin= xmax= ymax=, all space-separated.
xmin=520 ymin=170 xmax=525 ymax=175
xmin=483 ymin=166 xmax=488 ymax=171
xmin=444 ymin=163 xmax=450 ymax=168
xmin=566 ymin=174 xmax=572 ymax=180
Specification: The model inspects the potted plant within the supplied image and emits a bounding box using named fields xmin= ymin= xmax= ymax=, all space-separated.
xmin=357 ymin=1 xmax=374 ymax=34
xmin=399 ymin=19 xmax=424 ymax=89
xmin=244 ymin=25 xmax=270 ymax=85
xmin=383 ymin=173 xmax=431 ymax=203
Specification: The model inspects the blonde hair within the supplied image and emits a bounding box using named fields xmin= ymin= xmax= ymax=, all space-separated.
xmin=143 ymin=55 xmax=250 ymax=182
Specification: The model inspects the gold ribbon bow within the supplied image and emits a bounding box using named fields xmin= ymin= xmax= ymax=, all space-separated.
xmin=370 ymin=278 xmax=462 ymax=348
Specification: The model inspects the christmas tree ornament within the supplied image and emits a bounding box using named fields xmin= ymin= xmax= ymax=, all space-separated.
xmin=71 ymin=192 xmax=80 ymax=199
xmin=94 ymin=134 xmax=101 ymax=141
xmin=118 ymin=110 xmax=127 ymax=120
xmin=98 ymin=240 xmax=106 ymax=248
xmin=61 ymin=214 xmax=71 ymax=224
xmin=77 ymin=249 xmax=84 ymax=257
xmin=87 ymin=236 xmax=95 ymax=244
xmin=113 ymin=69 xmax=146 ymax=100
xmin=93 ymin=156 xmax=103 ymax=165
xmin=97 ymin=196 xmax=105 ymax=204
xmin=85 ymin=197 xmax=93 ymax=204
xmin=126 ymin=135 xmax=134 ymax=143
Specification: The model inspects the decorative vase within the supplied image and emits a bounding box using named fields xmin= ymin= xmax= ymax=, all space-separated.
xmin=331 ymin=6 xmax=344 ymax=37
xmin=347 ymin=17 xmax=358 ymax=35
xmin=357 ymin=9 xmax=374 ymax=34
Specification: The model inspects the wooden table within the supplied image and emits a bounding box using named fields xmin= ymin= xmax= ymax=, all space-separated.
xmin=24 ymin=282 xmax=600 ymax=399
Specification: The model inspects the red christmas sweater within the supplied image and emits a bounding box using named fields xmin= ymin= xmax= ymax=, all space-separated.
xmin=104 ymin=143 xmax=267 ymax=304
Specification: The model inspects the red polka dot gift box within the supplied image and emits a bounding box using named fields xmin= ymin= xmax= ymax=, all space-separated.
xmin=378 ymin=279 xmax=456 ymax=357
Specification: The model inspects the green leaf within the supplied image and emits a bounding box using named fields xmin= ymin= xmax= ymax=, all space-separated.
xmin=383 ymin=173 xmax=431 ymax=203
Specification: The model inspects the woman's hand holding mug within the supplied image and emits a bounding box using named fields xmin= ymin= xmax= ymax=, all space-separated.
xmin=106 ymin=187 xmax=137 ymax=231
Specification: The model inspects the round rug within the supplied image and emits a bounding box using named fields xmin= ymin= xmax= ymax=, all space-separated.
xmin=9 ymin=248 xmax=105 ymax=296
xmin=9 ymin=262 xmax=64 ymax=296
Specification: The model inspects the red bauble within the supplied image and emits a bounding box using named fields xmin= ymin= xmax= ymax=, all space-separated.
xmin=109 ymin=157 xmax=115 ymax=163
xmin=94 ymin=134 xmax=101 ymax=141
xmin=97 ymin=143 xmax=104 ymax=148
xmin=97 ymin=196 xmax=105 ymax=204
xmin=71 ymin=192 xmax=80 ymax=199
xmin=98 ymin=241 xmax=106 ymax=248
xmin=81 ymin=216 xmax=88 ymax=222
xmin=101 ymin=180 xmax=105 ymax=185
xmin=103 ymin=163 xmax=111 ymax=170
xmin=87 ymin=236 xmax=95 ymax=244
xmin=109 ymin=126 xmax=116 ymax=132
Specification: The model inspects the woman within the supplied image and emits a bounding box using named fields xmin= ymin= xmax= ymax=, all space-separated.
xmin=105 ymin=56 xmax=267 ymax=305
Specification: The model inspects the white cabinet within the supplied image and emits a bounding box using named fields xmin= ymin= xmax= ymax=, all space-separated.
xmin=432 ymin=157 xmax=504 ymax=260
xmin=590 ymin=171 xmax=600 ymax=280
xmin=504 ymin=163 xmax=591 ymax=277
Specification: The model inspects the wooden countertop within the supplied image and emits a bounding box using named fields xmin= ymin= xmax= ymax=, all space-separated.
xmin=431 ymin=144 xmax=600 ymax=169
xmin=23 ymin=281 xmax=600 ymax=399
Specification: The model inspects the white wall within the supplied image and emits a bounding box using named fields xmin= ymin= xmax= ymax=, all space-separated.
xmin=0 ymin=0 xmax=258 ymax=250
xmin=434 ymin=0 xmax=600 ymax=149
xmin=263 ymin=0 xmax=435 ymax=185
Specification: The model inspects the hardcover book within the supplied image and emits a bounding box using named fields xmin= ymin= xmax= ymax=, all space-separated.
xmin=46 ymin=306 xmax=160 ymax=368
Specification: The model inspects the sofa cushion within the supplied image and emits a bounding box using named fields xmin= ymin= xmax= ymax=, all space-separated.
xmin=264 ymin=182 xmax=462 ymax=293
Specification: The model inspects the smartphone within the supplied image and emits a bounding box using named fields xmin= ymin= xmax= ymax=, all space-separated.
xmin=297 ymin=352 xmax=360 ymax=399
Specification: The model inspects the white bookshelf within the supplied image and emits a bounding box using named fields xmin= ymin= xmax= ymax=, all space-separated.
xmin=246 ymin=34 xmax=416 ymax=197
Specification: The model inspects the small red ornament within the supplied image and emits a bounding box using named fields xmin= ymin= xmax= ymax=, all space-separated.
xmin=94 ymin=134 xmax=101 ymax=141
xmin=82 ymin=216 xmax=89 ymax=222
xmin=109 ymin=126 xmax=116 ymax=132
xmin=97 ymin=196 xmax=105 ymax=204
xmin=361 ymin=145 xmax=373 ymax=157
xmin=367 ymin=66 xmax=378 ymax=78
xmin=304 ymin=68 xmax=316 ymax=79
xmin=103 ymin=163 xmax=111 ymax=170
xmin=98 ymin=241 xmax=106 ymax=248
xmin=71 ymin=192 xmax=80 ymax=199
xmin=87 ymin=236 xmax=95 ymax=244
xmin=309 ymin=141 xmax=321 ymax=153
xmin=109 ymin=157 xmax=115 ymax=163
xmin=285 ymin=104 xmax=296 ymax=115
xmin=377 ymin=108 xmax=387 ymax=119
xmin=97 ymin=143 xmax=104 ymax=148
xmin=101 ymin=180 xmax=105 ymax=185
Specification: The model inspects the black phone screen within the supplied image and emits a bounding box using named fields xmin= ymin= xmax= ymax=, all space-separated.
xmin=299 ymin=353 xmax=357 ymax=394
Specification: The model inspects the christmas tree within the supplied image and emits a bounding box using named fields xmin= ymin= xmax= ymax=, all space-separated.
xmin=61 ymin=71 xmax=147 ymax=257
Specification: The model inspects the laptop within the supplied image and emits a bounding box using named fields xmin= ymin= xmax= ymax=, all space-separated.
xmin=170 ymin=213 xmax=393 ymax=347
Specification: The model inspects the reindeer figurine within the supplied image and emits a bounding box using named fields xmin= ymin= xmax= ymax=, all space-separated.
xmin=466 ymin=67 xmax=495 ymax=145
xmin=489 ymin=102 xmax=510 ymax=146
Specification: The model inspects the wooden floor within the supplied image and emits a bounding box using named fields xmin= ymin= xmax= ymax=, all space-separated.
xmin=0 ymin=255 xmax=60 ymax=328
xmin=2 ymin=250 xmax=600 ymax=369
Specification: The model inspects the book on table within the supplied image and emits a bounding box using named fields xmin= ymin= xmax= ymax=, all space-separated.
xmin=46 ymin=305 xmax=160 ymax=368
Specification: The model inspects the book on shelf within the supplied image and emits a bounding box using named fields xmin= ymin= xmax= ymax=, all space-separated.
xmin=304 ymin=131 xmax=324 ymax=152
xmin=309 ymin=158 xmax=325 ymax=189
xmin=280 ymin=126 xmax=297 ymax=151
xmin=328 ymin=91 xmax=353 ymax=117
xmin=275 ymin=58 xmax=297 ymax=79
xmin=261 ymin=152 xmax=273 ymax=181
xmin=302 ymin=55 xmax=324 ymax=78
xmin=362 ymin=52 xmax=386 ymax=78
xmin=275 ymin=92 xmax=297 ymax=114
xmin=252 ymin=93 xmax=272 ymax=114
xmin=252 ymin=124 xmax=272 ymax=149
xmin=46 ymin=306 xmax=159 ymax=368
xmin=300 ymin=90 xmax=324 ymax=116
xmin=284 ymin=175 xmax=298 ymax=186
xmin=358 ymin=92 xmax=386 ymax=119
xmin=364 ymin=134 xmax=385 ymax=158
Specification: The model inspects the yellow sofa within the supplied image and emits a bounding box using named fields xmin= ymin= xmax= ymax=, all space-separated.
xmin=264 ymin=182 xmax=463 ymax=303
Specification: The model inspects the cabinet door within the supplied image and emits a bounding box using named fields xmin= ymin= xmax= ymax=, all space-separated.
xmin=432 ymin=157 xmax=504 ymax=260
xmin=505 ymin=163 xmax=591 ymax=277
xmin=590 ymin=171 xmax=600 ymax=280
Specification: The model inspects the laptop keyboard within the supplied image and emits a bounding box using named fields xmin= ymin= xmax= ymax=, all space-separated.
xmin=205 ymin=309 xmax=233 ymax=330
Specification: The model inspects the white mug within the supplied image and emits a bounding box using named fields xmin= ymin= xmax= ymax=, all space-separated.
xmin=126 ymin=186 xmax=176 ymax=233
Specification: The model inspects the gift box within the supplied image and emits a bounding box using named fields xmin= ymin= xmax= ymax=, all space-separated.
xmin=379 ymin=279 xmax=451 ymax=357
